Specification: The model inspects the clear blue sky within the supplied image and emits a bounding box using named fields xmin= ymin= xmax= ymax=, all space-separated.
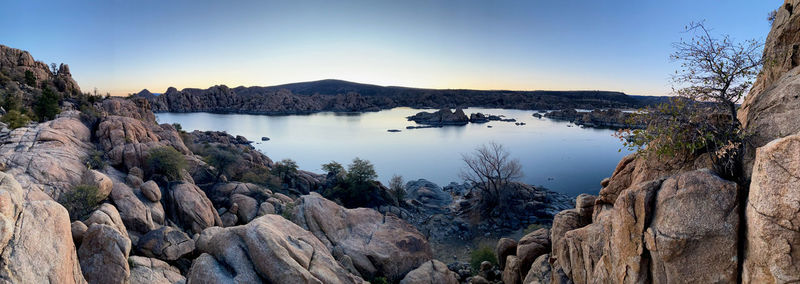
xmin=0 ymin=0 xmax=779 ymax=96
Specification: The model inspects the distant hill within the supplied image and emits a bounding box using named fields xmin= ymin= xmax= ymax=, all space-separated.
xmin=138 ymin=79 xmax=670 ymax=114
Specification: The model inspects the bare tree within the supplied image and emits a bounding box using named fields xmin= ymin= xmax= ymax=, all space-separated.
xmin=460 ymin=142 xmax=522 ymax=208
xmin=671 ymin=21 xmax=763 ymax=123
xmin=50 ymin=63 xmax=58 ymax=75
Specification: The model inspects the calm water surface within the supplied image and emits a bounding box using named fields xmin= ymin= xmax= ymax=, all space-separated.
xmin=156 ymin=108 xmax=631 ymax=197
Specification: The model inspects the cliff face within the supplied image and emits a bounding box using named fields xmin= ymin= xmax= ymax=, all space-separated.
xmin=739 ymin=0 xmax=800 ymax=177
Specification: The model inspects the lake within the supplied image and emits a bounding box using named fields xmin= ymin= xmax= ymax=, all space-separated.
xmin=156 ymin=107 xmax=632 ymax=197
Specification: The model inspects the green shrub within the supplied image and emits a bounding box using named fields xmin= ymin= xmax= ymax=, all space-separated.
xmin=145 ymin=146 xmax=187 ymax=181
xmin=281 ymin=202 xmax=296 ymax=220
xmin=389 ymin=174 xmax=406 ymax=206
xmin=321 ymin=161 xmax=345 ymax=176
xmin=370 ymin=277 xmax=389 ymax=284
xmin=1 ymin=110 xmax=31 ymax=129
xmin=346 ymin=157 xmax=377 ymax=184
xmin=240 ymin=166 xmax=281 ymax=189
xmin=24 ymin=70 xmax=35 ymax=86
xmin=470 ymin=245 xmax=497 ymax=272
xmin=273 ymin=159 xmax=298 ymax=182
xmin=34 ymin=87 xmax=61 ymax=122
xmin=59 ymin=184 xmax=103 ymax=221
xmin=204 ymin=146 xmax=240 ymax=178
xmin=86 ymin=149 xmax=106 ymax=170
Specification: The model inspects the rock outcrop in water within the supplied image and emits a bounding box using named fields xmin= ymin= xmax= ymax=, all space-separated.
xmin=544 ymin=108 xmax=644 ymax=129
xmin=406 ymin=108 xmax=469 ymax=126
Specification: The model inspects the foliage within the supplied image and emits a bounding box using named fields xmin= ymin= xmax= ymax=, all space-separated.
xmin=273 ymin=159 xmax=299 ymax=182
xmin=1 ymin=92 xmax=22 ymax=111
xmin=370 ymin=277 xmax=389 ymax=284
xmin=388 ymin=174 xmax=406 ymax=206
xmin=1 ymin=110 xmax=31 ymax=129
xmin=24 ymin=70 xmax=35 ymax=86
xmin=346 ymin=157 xmax=377 ymax=184
xmin=320 ymin=158 xmax=390 ymax=208
xmin=86 ymin=149 xmax=106 ymax=170
xmin=469 ymin=245 xmax=497 ymax=272
xmin=615 ymin=22 xmax=760 ymax=180
xmin=59 ymin=184 xmax=102 ymax=221
xmin=34 ymin=87 xmax=61 ymax=122
xmin=145 ymin=146 xmax=187 ymax=181
xmin=281 ymin=202 xmax=295 ymax=220
xmin=204 ymin=146 xmax=239 ymax=178
xmin=460 ymin=142 xmax=522 ymax=210
xmin=670 ymin=22 xmax=762 ymax=120
xmin=321 ymin=161 xmax=345 ymax=177
xmin=240 ymin=166 xmax=281 ymax=189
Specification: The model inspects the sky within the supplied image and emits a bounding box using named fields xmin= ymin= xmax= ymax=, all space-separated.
xmin=0 ymin=0 xmax=779 ymax=96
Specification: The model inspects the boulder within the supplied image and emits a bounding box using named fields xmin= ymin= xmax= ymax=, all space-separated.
xmin=0 ymin=115 xmax=93 ymax=200
xmin=137 ymin=226 xmax=195 ymax=261
xmin=597 ymin=153 xmax=710 ymax=205
xmin=84 ymin=203 xmax=129 ymax=239
xmin=231 ymin=193 xmax=258 ymax=223
xmin=293 ymin=193 xmax=432 ymax=282
xmin=644 ymin=169 xmax=739 ymax=284
xmin=141 ymin=180 xmax=161 ymax=202
xmin=522 ymin=254 xmax=551 ymax=284
xmin=81 ymin=170 xmax=113 ymax=200
xmin=743 ymin=133 xmax=800 ymax=283
xmin=502 ymin=255 xmax=522 ymax=284
xmin=128 ymin=256 xmax=185 ymax=284
xmin=168 ymin=182 xmax=221 ymax=234
xmin=495 ymin=238 xmax=518 ymax=270
xmin=109 ymin=177 xmax=156 ymax=233
xmin=0 ymin=172 xmax=86 ymax=283
xmin=78 ymin=224 xmax=131 ymax=284
xmin=71 ymin=221 xmax=88 ymax=245
xmin=189 ymin=214 xmax=365 ymax=283
xmin=516 ymin=228 xmax=550 ymax=277
xmin=257 ymin=201 xmax=276 ymax=216
xmin=405 ymin=179 xmax=452 ymax=211
xmin=399 ymin=260 xmax=459 ymax=284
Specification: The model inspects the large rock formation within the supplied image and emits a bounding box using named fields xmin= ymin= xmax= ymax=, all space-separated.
xmin=293 ymin=193 xmax=432 ymax=282
xmin=406 ymin=108 xmax=469 ymax=126
xmin=743 ymin=132 xmax=800 ymax=283
xmin=0 ymin=112 xmax=93 ymax=200
xmin=0 ymin=44 xmax=81 ymax=95
xmin=739 ymin=0 xmax=800 ymax=176
xmin=167 ymin=182 xmax=222 ymax=235
xmin=0 ymin=172 xmax=86 ymax=283
xmin=550 ymin=169 xmax=738 ymax=284
xmin=189 ymin=214 xmax=365 ymax=283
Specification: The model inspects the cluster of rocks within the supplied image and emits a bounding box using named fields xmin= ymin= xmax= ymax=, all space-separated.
xmin=0 ymin=84 xmax=442 ymax=283
xmin=378 ymin=179 xmax=572 ymax=250
xmin=406 ymin=108 xmax=470 ymax=126
xmin=544 ymin=108 xmax=643 ymax=129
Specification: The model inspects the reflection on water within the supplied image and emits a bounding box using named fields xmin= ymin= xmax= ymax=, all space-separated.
xmin=156 ymin=107 xmax=632 ymax=197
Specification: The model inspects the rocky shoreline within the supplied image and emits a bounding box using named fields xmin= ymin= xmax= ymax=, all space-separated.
xmin=135 ymin=80 xmax=668 ymax=116
xmin=4 ymin=2 xmax=800 ymax=282
xmin=544 ymin=108 xmax=645 ymax=129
